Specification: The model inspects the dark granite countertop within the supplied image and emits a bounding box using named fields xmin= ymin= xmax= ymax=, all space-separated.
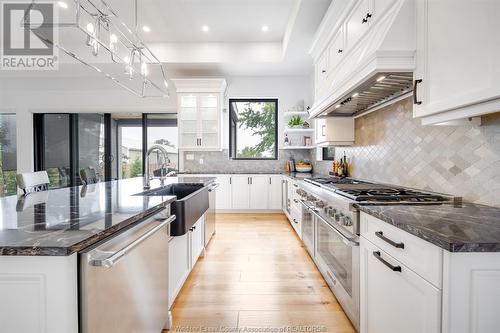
xmin=0 ymin=176 xmax=215 ymax=256
xmin=357 ymin=203 xmax=500 ymax=252
xmin=178 ymin=171 xmax=286 ymax=175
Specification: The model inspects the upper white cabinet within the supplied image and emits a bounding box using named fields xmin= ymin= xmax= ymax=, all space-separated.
xmin=413 ymin=0 xmax=500 ymax=124
xmin=172 ymin=78 xmax=227 ymax=151
xmin=315 ymin=117 xmax=355 ymax=146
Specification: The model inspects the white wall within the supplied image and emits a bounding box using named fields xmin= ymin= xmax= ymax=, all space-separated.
xmin=0 ymin=75 xmax=312 ymax=174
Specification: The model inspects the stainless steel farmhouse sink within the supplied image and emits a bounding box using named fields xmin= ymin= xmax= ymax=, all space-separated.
xmin=136 ymin=183 xmax=209 ymax=236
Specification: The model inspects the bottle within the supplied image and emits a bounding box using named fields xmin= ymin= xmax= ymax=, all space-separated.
xmin=342 ymin=153 xmax=349 ymax=177
xmin=337 ymin=159 xmax=343 ymax=177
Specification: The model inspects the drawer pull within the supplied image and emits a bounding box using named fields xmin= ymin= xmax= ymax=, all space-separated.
xmin=373 ymin=251 xmax=402 ymax=272
xmin=375 ymin=231 xmax=404 ymax=249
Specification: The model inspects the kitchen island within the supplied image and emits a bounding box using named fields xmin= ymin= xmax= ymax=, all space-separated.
xmin=0 ymin=176 xmax=214 ymax=333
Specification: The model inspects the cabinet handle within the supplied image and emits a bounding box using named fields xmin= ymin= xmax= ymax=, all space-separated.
xmin=294 ymin=199 xmax=298 ymax=203
xmin=269 ymin=178 xmax=272 ymax=185
xmin=250 ymin=177 xmax=253 ymax=185
xmin=293 ymin=218 xmax=298 ymax=224
xmin=321 ymin=69 xmax=326 ymax=73
xmin=229 ymin=177 xmax=232 ymax=185
xmin=366 ymin=13 xmax=372 ymax=19
xmin=322 ymin=125 xmax=326 ymax=136
xmin=375 ymin=231 xmax=405 ymax=249
xmin=413 ymin=79 xmax=422 ymax=105
xmin=362 ymin=18 xmax=368 ymax=24
xmin=373 ymin=251 xmax=402 ymax=272
xmin=337 ymin=49 xmax=343 ymax=53
xmin=248 ymin=177 xmax=250 ymax=185
xmin=199 ymin=138 xmax=202 ymax=146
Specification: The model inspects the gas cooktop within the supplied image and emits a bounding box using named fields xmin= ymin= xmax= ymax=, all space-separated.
xmin=304 ymin=177 xmax=455 ymax=203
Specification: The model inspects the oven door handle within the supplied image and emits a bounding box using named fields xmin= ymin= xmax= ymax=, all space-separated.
xmin=310 ymin=210 xmax=359 ymax=247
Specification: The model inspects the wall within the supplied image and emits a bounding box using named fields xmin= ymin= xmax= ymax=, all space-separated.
xmin=180 ymin=75 xmax=314 ymax=172
xmin=314 ymin=98 xmax=500 ymax=206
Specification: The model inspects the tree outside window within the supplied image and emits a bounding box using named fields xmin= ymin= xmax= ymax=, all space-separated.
xmin=229 ymin=99 xmax=278 ymax=160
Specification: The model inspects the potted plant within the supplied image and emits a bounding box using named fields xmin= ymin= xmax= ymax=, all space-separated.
xmin=288 ymin=116 xmax=304 ymax=128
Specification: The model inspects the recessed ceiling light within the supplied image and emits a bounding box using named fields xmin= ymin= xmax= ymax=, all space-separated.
xmin=352 ymin=92 xmax=359 ymax=97
xmin=376 ymin=75 xmax=386 ymax=82
xmin=57 ymin=1 xmax=68 ymax=9
xmin=142 ymin=26 xmax=151 ymax=33
xmin=335 ymin=104 xmax=341 ymax=109
xmin=261 ymin=25 xmax=269 ymax=32
xmin=201 ymin=25 xmax=210 ymax=32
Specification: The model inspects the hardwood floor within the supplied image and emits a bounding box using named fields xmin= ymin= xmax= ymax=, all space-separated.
xmin=166 ymin=213 xmax=356 ymax=333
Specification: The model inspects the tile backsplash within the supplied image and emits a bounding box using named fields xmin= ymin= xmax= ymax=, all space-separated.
xmin=315 ymin=98 xmax=500 ymax=206
xmin=182 ymin=149 xmax=310 ymax=173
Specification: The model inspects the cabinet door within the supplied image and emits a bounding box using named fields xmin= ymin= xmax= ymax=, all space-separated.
xmin=190 ymin=217 xmax=204 ymax=266
xmin=360 ymin=237 xmax=441 ymax=333
xmin=178 ymin=95 xmax=199 ymax=149
xmin=346 ymin=0 xmax=370 ymax=50
xmin=414 ymin=0 xmax=500 ymax=118
xmin=249 ymin=176 xmax=269 ymax=210
xmin=315 ymin=51 xmax=329 ymax=98
xmin=327 ymin=27 xmax=345 ymax=74
xmin=370 ymin=0 xmax=396 ymax=23
xmin=168 ymin=233 xmax=190 ymax=307
xmin=268 ymin=176 xmax=283 ymax=210
xmin=215 ymin=175 xmax=232 ymax=210
xmin=231 ymin=176 xmax=250 ymax=209
xmin=198 ymin=94 xmax=220 ymax=149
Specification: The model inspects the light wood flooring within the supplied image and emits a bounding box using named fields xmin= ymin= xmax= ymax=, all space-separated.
xmin=165 ymin=213 xmax=355 ymax=333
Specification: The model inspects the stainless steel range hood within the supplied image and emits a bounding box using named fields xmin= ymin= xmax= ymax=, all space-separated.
xmin=318 ymin=72 xmax=413 ymax=118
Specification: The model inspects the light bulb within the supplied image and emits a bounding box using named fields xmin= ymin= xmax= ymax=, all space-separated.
xmin=141 ymin=62 xmax=148 ymax=77
xmin=86 ymin=22 xmax=94 ymax=33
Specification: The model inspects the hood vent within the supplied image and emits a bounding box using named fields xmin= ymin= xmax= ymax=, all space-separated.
xmin=319 ymin=72 xmax=413 ymax=117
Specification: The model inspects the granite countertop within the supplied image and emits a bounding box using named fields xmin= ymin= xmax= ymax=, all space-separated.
xmin=0 ymin=176 xmax=215 ymax=256
xmin=178 ymin=171 xmax=286 ymax=175
xmin=357 ymin=202 xmax=500 ymax=252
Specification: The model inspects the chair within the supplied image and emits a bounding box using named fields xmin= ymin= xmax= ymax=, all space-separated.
xmin=16 ymin=171 xmax=50 ymax=194
xmin=80 ymin=167 xmax=99 ymax=185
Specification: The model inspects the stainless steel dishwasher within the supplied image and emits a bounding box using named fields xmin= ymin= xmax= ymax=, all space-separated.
xmin=79 ymin=208 xmax=176 ymax=333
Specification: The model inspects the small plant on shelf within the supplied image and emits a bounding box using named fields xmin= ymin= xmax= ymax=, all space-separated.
xmin=288 ymin=116 xmax=304 ymax=128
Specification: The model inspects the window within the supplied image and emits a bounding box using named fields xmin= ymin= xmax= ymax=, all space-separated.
xmin=0 ymin=114 xmax=17 ymax=196
xmin=229 ymin=99 xmax=278 ymax=160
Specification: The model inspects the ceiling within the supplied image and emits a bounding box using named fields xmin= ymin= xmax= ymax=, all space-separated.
xmin=0 ymin=0 xmax=331 ymax=83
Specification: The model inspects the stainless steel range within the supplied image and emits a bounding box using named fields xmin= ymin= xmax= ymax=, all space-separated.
xmin=296 ymin=176 xmax=458 ymax=332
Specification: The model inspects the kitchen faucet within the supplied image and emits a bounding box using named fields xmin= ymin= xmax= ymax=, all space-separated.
xmin=143 ymin=144 xmax=173 ymax=189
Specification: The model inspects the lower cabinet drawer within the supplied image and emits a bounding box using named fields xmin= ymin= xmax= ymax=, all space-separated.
xmin=360 ymin=213 xmax=442 ymax=288
xmin=360 ymin=237 xmax=442 ymax=333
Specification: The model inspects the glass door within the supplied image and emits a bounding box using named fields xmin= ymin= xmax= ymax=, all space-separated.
xmin=199 ymin=94 xmax=219 ymax=148
xmin=179 ymin=95 xmax=199 ymax=148
xmin=112 ymin=114 xmax=143 ymax=180
xmin=78 ymin=114 xmax=105 ymax=181
xmin=146 ymin=114 xmax=178 ymax=175
xmin=43 ymin=114 xmax=71 ymax=188
xmin=0 ymin=114 xmax=17 ymax=196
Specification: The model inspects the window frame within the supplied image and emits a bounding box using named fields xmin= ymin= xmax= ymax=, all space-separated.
xmin=228 ymin=98 xmax=279 ymax=161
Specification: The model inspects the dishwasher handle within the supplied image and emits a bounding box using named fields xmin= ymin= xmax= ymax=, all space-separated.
xmin=90 ymin=214 xmax=176 ymax=268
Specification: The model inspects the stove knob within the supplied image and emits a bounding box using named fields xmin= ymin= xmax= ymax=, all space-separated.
xmin=306 ymin=195 xmax=316 ymax=202
xmin=316 ymin=201 xmax=326 ymax=208
xmin=335 ymin=213 xmax=343 ymax=222
xmin=342 ymin=216 xmax=353 ymax=227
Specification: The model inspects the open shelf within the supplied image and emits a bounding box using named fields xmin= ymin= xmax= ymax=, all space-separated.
xmin=281 ymin=146 xmax=316 ymax=150
xmin=284 ymin=128 xmax=315 ymax=133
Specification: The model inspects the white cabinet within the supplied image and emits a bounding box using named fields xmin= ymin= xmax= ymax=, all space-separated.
xmin=173 ymin=78 xmax=226 ymax=150
xmin=360 ymin=237 xmax=442 ymax=333
xmin=231 ymin=176 xmax=251 ymax=209
xmin=215 ymin=175 xmax=232 ymax=210
xmin=168 ymin=233 xmax=190 ymax=308
xmin=345 ymin=0 xmax=370 ymax=50
xmin=249 ymin=176 xmax=269 ymax=210
xmin=414 ymin=0 xmax=500 ymax=124
xmin=315 ymin=51 xmax=329 ymax=99
xmin=327 ymin=27 xmax=345 ymax=75
xmin=315 ymin=117 xmax=355 ymax=146
xmin=168 ymin=215 xmax=205 ymax=308
xmin=190 ymin=216 xmax=204 ymax=266
xmin=178 ymin=93 xmax=221 ymax=150
xmin=268 ymin=175 xmax=283 ymax=210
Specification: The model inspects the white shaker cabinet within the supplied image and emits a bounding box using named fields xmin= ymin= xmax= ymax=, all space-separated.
xmin=360 ymin=237 xmax=441 ymax=333
xmin=249 ymin=176 xmax=269 ymax=210
xmin=215 ymin=175 xmax=232 ymax=210
xmin=190 ymin=216 xmax=204 ymax=266
xmin=168 ymin=233 xmax=190 ymax=308
xmin=231 ymin=176 xmax=251 ymax=209
xmin=414 ymin=0 xmax=500 ymax=124
xmin=268 ymin=175 xmax=283 ymax=210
